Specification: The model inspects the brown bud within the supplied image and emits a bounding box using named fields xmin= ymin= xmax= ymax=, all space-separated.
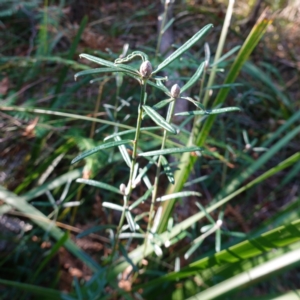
xmin=170 ymin=84 xmax=181 ymax=98
xmin=139 ymin=60 xmax=152 ymax=79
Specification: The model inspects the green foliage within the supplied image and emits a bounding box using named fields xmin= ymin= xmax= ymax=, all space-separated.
xmin=0 ymin=1 xmax=299 ymax=299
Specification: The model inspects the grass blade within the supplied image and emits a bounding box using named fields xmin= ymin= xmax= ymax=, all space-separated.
xmin=189 ymin=247 xmax=300 ymax=300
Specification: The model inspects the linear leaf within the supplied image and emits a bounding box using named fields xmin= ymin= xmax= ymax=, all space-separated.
xmin=74 ymin=68 xmax=120 ymax=80
xmin=181 ymin=61 xmax=206 ymax=93
xmin=119 ymin=243 xmax=138 ymax=272
xmin=115 ymin=51 xmax=149 ymax=63
xmin=114 ymin=136 xmax=131 ymax=168
xmin=76 ymin=225 xmax=117 ymax=238
xmin=143 ymin=105 xmax=177 ymax=134
xmin=153 ymin=24 xmax=213 ymax=74
xmin=147 ymin=80 xmax=170 ymax=94
xmin=71 ymin=139 xmax=132 ymax=164
xmin=114 ymin=63 xmax=139 ymax=76
xmin=204 ymin=83 xmax=243 ymax=90
xmin=181 ymin=97 xmax=205 ymax=110
xmin=161 ymin=156 xmax=175 ymax=184
xmin=210 ymin=45 xmax=241 ymax=67
xmin=23 ymin=168 xmax=82 ymax=202
xmin=152 ymin=98 xmax=174 ymax=111
xmin=102 ymin=202 xmax=124 ymax=212
xmin=129 ymin=187 xmax=153 ymax=210
xmin=119 ymin=233 xmax=145 ymax=239
xmin=175 ymin=106 xmax=241 ymax=116
xmin=76 ymin=178 xmax=122 ymax=194
xmin=104 ymin=127 xmax=160 ymax=141
xmin=156 ymin=191 xmax=201 ymax=202
xmin=79 ymin=53 xmax=118 ymax=68
xmin=139 ymin=146 xmax=202 ymax=157
xmin=126 ymin=210 xmax=137 ymax=232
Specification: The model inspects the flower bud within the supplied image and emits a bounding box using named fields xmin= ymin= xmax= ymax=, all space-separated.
xmin=139 ymin=60 xmax=152 ymax=79
xmin=170 ymin=84 xmax=181 ymax=98
xmin=119 ymin=183 xmax=126 ymax=195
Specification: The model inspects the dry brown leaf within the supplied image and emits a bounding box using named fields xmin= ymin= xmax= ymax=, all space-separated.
xmin=22 ymin=117 xmax=39 ymax=138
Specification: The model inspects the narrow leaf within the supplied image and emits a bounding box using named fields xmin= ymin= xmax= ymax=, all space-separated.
xmin=126 ymin=210 xmax=137 ymax=232
xmin=119 ymin=233 xmax=145 ymax=239
xmin=115 ymin=136 xmax=131 ymax=168
xmin=76 ymin=178 xmax=122 ymax=195
xmin=152 ymin=98 xmax=174 ymax=111
xmin=181 ymin=96 xmax=205 ymax=110
xmin=74 ymin=68 xmax=121 ymax=80
xmin=175 ymin=106 xmax=240 ymax=116
xmin=161 ymin=156 xmax=175 ymax=184
xmin=114 ymin=63 xmax=139 ymax=76
xmin=210 ymin=45 xmax=241 ymax=67
xmin=184 ymin=240 xmax=204 ymax=260
xmin=71 ymin=139 xmax=132 ymax=164
xmin=79 ymin=53 xmax=118 ymax=68
xmin=76 ymin=225 xmax=117 ymax=238
xmin=104 ymin=127 xmax=159 ymax=141
xmin=115 ymin=51 xmax=149 ymax=63
xmin=139 ymin=146 xmax=202 ymax=157
xmin=102 ymin=202 xmax=124 ymax=212
xmin=181 ymin=61 xmax=205 ymax=93
xmin=157 ymin=191 xmax=201 ymax=202
xmin=129 ymin=187 xmax=153 ymax=210
xmin=153 ymin=24 xmax=213 ymax=74
xmin=147 ymin=80 xmax=170 ymax=94
xmin=143 ymin=105 xmax=177 ymax=134
xmin=119 ymin=243 xmax=138 ymax=272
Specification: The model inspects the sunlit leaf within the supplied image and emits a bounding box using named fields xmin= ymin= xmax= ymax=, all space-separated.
xmin=156 ymin=191 xmax=201 ymax=202
xmin=76 ymin=178 xmax=122 ymax=194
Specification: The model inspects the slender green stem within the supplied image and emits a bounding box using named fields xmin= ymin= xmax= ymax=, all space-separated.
xmin=110 ymin=80 xmax=147 ymax=262
xmin=142 ymin=97 xmax=176 ymax=258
